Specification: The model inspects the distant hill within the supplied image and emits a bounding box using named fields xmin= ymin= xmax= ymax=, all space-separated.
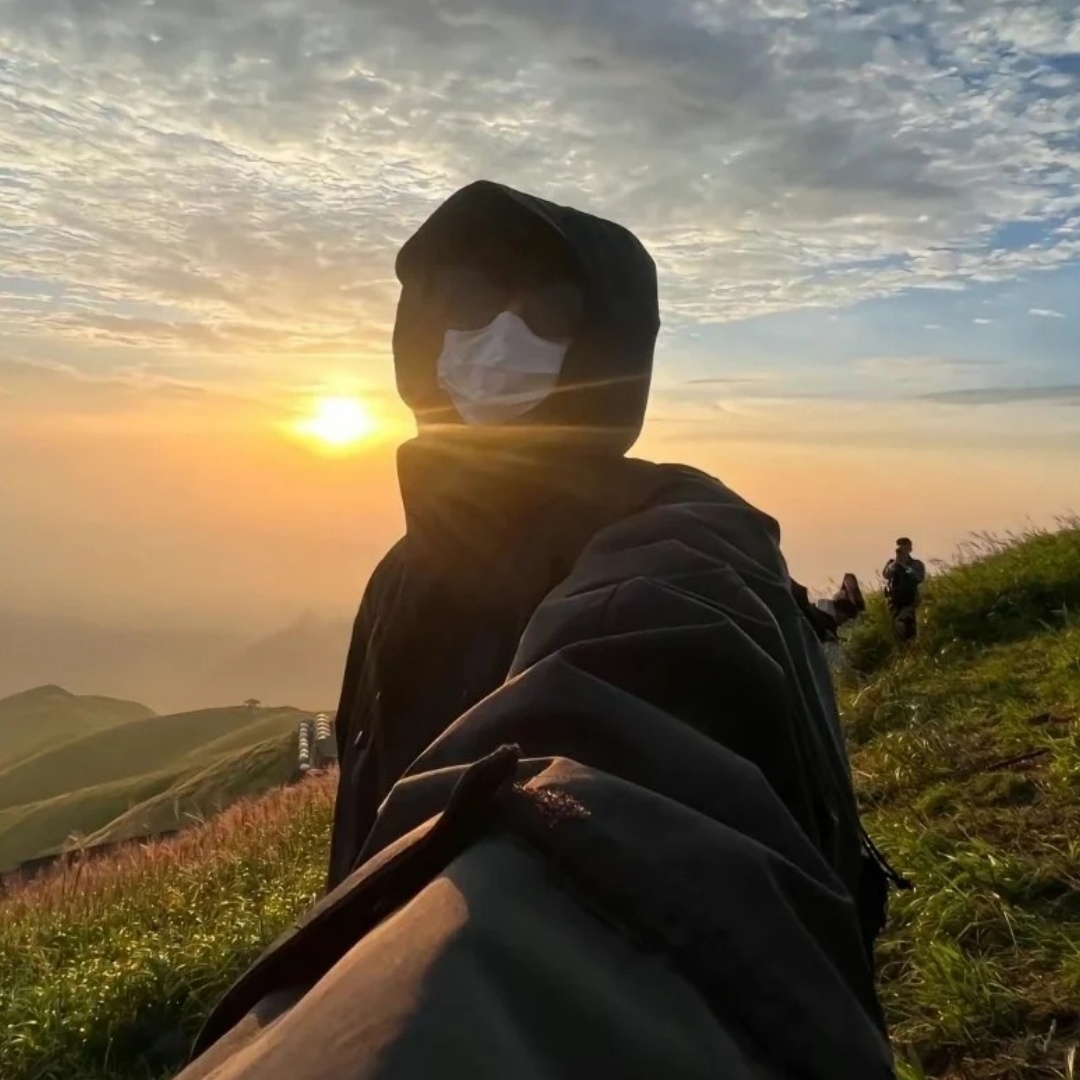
xmin=0 ymin=685 xmax=155 ymax=769
xmin=200 ymin=613 xmax=351 ymax=712
xmin=0 ymin=689 xmax=310 ymax=871
xmin=0 ymin=609 xmax=350 ymax=714
xmin=0 ymin=703 xmax=304 ymax=813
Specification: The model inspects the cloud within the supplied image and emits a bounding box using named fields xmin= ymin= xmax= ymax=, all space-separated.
xmin=851 ymin=354 xmax=1004 ymax=391
xmin=640 ymin=391 xmax=1080 ymax=456
xmin=1 ymin=0 xmax=1080 ymax=381
xmin=1029 ymin=307 xmax=1067 ymax=318
xmin=919 ymin=384 xmax=1080 ymax=405
xmin=0 ymin=353 xmax=410 ymax=452
xmin=683 ymin=376 xmax=771 ymax=386
xmin=0 ymin=356 xmax=202 ymax=402
xmin=0 ymin=354 xmax=267 ymax=431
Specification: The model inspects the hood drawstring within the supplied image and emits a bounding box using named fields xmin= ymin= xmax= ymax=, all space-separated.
xmin=861 ymin=825 xmax=913 ymax=892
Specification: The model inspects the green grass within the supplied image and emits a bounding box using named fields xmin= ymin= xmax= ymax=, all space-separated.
xmin=2 ymin=521 xmax=1079 ymax=1079
xmin=840 ymin=521 xmax=1080 ymax=1078
xmin=0 ymin=773 xmax=335 ymax=1080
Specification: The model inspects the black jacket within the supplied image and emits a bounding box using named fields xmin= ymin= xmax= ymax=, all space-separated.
xmin=178 ymin=460 xmax=892 ymax=1080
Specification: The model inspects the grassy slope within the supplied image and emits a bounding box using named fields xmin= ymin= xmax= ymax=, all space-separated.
xmin=2 ymin=523 xmax=1078 ymax=1080
xmin=0 ymin=706 xmax=304 ymax=871
xmin=0 ymin=706 xmax=301 ymax=812
xmin=0 ymin=686 xmax=155 ymax=769
xmin=0 ymin=734 xmax=297 ymax=869
xmin=0 ymin=770 xmax=186 ymax=873
xmin=86 ymin=734 xmax=297 ymax=846
xmin=841 ymin=523 xmax=1080 ymax=1079
xmin=187 ymin=710 xmax=306 ymax=762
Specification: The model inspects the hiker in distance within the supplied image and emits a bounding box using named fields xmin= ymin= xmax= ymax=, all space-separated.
xmin=173 ymin=181 xmax=894 ymax=1080
xmin=884 ymin=536 xmax=927 ymax=642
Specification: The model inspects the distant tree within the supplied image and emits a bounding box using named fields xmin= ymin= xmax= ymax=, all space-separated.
xmin=243 ymin=698 xmax=262 ymax=710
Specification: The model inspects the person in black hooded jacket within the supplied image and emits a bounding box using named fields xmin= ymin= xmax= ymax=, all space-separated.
xmin=326 ymin=180 xmax=838 ymax=888
xmin=175 ymin=181 xmax=895 ymax=1080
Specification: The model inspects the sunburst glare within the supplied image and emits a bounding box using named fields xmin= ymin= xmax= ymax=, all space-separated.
xmin=292 ymin=396 xmax=377 ymax=450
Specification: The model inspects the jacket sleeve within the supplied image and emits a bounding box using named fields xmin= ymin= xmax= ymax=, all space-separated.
xmin=325 ymin=544 xmax=405 ymax=890
xmin=332 ymin=609 xmax=367 ymax=765
xmin=180 ymin=494 xmax=892 ymax=1080
xmin=325 ymin=598 xmax=374 ymax=889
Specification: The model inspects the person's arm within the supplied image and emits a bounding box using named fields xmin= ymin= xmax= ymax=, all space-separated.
xmin=909 ymin=559 xmax=927 ymax=585
xmin=182 ymin=497 xmax=892 ymax=1080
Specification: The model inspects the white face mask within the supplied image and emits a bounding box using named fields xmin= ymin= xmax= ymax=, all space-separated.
xmin=436 ymin=310 xmax=569 ymax=426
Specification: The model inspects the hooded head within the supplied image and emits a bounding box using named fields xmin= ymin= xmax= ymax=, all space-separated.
xmin=392 ymin=181 xmax=659 ymax=457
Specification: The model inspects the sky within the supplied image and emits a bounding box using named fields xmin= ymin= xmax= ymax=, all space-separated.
xmin=1 ymin=0 xmax=1078 ymax=638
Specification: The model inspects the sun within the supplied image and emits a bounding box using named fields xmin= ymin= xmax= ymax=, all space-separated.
xmin=293 ymin=396 xmax=377 ymax=449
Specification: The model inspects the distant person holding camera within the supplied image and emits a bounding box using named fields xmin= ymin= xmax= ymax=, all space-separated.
xmin=883 ymin=537 xmax=927 ymax=642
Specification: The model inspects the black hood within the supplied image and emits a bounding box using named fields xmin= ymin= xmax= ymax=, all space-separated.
xmin=391 ymin=181 xmax=659 ymax=456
